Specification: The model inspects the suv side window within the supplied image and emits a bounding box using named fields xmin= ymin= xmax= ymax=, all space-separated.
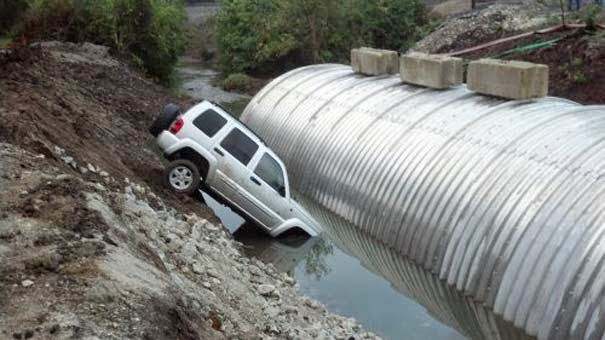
xmin=220 ymin=128 xmax=259 ymax=165
xmin=193 ymin=109 xmax=227 ymax=137
xmin=255 ymin=153 xmax=285 ymax=196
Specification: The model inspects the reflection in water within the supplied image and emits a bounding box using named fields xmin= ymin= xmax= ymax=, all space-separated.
xmin=300 ymin=237 xmax=334 ymax=280
xmin=298 ymin=195 xmax=535 ymax=340
xmin=234 ymin=226 xmax=330 ymax=277
xmin=202 ymin=191 xmax=333 ymax=280
xmin=201 ymin=189 xmax=532 ymax=339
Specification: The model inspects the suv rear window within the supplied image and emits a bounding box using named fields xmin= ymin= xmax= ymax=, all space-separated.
xmin=220 ymin=128 xmax=258 ymax=165
xmin=193 ymin=109 xmax=227 ymax=137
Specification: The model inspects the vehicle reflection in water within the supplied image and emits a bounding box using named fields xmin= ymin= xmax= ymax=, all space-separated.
xmin=233 ymin=226 xmax=327 ymax=275
xmin=202 ymin=190 xmax=531 ymax=340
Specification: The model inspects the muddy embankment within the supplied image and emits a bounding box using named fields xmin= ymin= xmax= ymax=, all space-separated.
xmin=0 ymin=43 xmax=378 ymax=340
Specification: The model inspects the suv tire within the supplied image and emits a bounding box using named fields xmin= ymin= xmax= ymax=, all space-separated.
xmin=164 ymin=159 xmax=201 ymax=195
xmin=149 ymin=103 xmax=181 ymax=137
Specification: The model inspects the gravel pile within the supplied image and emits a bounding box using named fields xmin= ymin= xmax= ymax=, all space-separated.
xmin=0 ymin=142 xmax=379 ymax=340
xmin=414 ymin=4 xmax=548 ymax=54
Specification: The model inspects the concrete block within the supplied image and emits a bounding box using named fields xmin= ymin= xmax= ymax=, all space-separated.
xmin=400 ymin=52 xmax=463 ymax=89
xmin=467 ymin=59 xmax=549 ymax=100
xmin=351 ymin=47 xmax=399 ymax=76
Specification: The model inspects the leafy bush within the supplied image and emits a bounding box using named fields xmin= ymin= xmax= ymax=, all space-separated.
xmin=576 ymin=4 xmax=605 ymax=29
xmin=216 ymin=0 xmax=298 ymax=74
xmin=13 ymin=0 xmax=186 ymax=84
xmin=222 ymin=73 xmax=253 ymax=92
xmin=216 ymin=0 xmax=433 ymax=75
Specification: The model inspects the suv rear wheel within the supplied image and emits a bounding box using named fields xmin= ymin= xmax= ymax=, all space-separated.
xmin=164 ymin=159 xmax=201 ymax=195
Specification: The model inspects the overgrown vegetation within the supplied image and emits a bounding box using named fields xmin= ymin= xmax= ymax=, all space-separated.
xmin=216 ymin=0 xmax=437 ymax=75
xmin=5 ymin=0 xmax=187 ymax=85
xmin=221 ymin=73 xmax=253 ymax=92
xmin=542 ymin=0 xmax=605 ymax=27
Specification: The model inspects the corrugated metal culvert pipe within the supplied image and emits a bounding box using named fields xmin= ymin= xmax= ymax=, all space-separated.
xmin=241 ymin=64 xmax=605 ymax=340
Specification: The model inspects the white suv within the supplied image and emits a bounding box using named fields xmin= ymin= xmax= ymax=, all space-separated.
xmin=149 ymin=101 xmax=320 ymax=237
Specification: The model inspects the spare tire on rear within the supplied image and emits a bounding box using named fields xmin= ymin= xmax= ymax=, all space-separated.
xmin=149 ymin=103 xmax=181 ymax=137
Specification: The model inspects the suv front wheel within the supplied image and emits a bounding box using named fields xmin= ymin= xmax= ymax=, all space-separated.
xmin=164 ymin=159 xmax=201 ymax=195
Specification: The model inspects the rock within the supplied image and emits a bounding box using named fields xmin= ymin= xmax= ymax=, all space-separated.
xmin=87 ymin=163 xmax=97 ymax=173
xmin=53 ymin=145 xmax=66 ymax=156
xmin=283 ymin=274 xmax=295 ymax=286
xmin=284 ymin=305 xmax=298 ymax=314
xmin=79 ymin=167 xmax=89 ymax=174
xmin=192 ymin=263 xmax=204 ymax=274
xmin=133 ymin=184 xmax=145 ymax=194
xmin=264 ymin=306 xmax=281 ymax=318
xmin=258 ymin=284 xmax=276 ymax=297
xmin=21 ymin=279 xmax=34 ymax=288
xmin=94 ymin=183 xmax=106 ymax=192
xmin=99 ymin=171 xmax=109 ymax=177
xmin=304 ymin=298 xmax=322 ymax=310
xmin=181 ymin=241 xmax=199 ymax=260
xmin=206 ymin=269 xmax=220 ymax=279
xmin=61 ymin=156 xmax=76 ymax=167
xmin=55 ymin=174 xmax=71 ymax=181
xmin=205 ymin=223 xmax=220 ymax=233
xmin=202 ymin=281 xmax=212 ymax=289
xmin=249 ymin=266 xmax=262 ymax=277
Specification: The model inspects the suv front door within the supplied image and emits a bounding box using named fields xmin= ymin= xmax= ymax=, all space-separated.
xmin=250 ymin=152 xmax=289 ymax=227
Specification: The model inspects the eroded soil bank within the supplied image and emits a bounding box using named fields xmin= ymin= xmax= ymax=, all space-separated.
xmin=0 ymin=42 xmax=378 ymax=340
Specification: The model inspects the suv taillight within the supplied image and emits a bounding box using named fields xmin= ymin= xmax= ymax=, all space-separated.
xmin=169 ymin=117 xmax=184 ymax=134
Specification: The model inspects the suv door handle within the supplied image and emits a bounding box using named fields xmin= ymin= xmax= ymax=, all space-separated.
xmin=250 ymin=177 xmax=261 ymax=186
xmin=214 ymin=148 xmax=224 ymax=156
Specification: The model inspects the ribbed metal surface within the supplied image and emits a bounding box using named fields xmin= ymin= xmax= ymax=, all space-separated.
xmin=241 ymin=64 xmax=605 ymax=340
xmin=300 ymin=194 xmax=535 ymax=340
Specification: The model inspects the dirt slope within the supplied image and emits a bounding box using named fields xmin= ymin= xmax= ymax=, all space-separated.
xmin=0 ymin=42 xmax=209 ymax=215
xmin=0 ymin=43 xmax=378 ymax=340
